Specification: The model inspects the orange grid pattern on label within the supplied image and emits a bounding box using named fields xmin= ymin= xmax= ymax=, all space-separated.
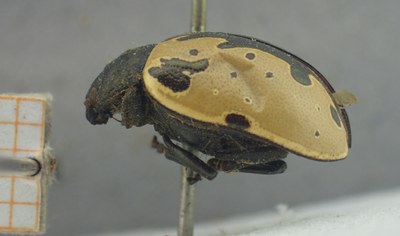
xmin=0 ymin=95 xmax=46 ymax=233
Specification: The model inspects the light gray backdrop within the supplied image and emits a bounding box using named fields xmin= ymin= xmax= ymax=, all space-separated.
xmin=1 ymin=0 xmax=399 ymax=235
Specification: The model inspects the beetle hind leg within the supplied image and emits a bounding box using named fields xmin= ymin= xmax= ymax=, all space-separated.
xmin=208 ymin=145 xmax=288 ymax=175
xmin=238 ymin=160 xmax=287 ymax=175
xmin=208 ymin=159 xmax=286 ymax=175
xmin=151 ymin=136 xmax=217 ymax=183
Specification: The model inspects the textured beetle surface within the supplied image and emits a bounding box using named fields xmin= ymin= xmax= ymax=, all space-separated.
xmin=143 ymin=32 xmax=351 ymax=161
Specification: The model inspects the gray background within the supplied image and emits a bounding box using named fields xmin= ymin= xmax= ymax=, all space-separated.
xmin=1 ymin=0 xmax=399 ymax=235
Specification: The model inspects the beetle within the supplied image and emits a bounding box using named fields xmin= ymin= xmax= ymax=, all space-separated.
xmin=84 ymin=32 xmax=355 ymax=183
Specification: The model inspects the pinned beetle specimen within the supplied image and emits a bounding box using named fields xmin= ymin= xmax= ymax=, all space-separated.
xmin=84 ymin=32 xmax=355 ymax=183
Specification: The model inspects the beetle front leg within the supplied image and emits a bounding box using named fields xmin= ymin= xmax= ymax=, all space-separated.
xmin=152 ymin=136 xmax=218 ymax=183
xmin=120 ymin=86 xmax=149 ymax=128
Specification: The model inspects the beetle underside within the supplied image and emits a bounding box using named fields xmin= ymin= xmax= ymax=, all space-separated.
xmin=149 ymin=99 xmax=288 ymax=184
xmin=151 ymin=135 xmax=287 ymax=184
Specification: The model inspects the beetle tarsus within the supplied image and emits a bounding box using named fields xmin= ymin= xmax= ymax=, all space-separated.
xmin=151 ymin=136 xmax=165 ymax=153
xmin=187 ymin=174 xmax=202 ymax=185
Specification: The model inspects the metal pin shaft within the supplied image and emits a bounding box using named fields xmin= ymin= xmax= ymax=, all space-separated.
xmin=191 ymin=0 xmax=207 ymax=32
xmin=178 ymin=1 xmax=207 ymax=236
xmin=178 ymin=166 xmax=197 ymax=236
xmin=0 ymin=155 xmax=41 ymax=177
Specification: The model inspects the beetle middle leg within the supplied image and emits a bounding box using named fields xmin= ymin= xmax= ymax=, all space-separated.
xmin=151 ymin=135 xmax=217 ymax=183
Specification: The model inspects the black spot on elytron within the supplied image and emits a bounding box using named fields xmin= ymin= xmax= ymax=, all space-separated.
xmin=330 ymin=105 xmax=342 ymax=127
xmin=244 ymin=97 xmax=252 ymax=104
xmin=179 ymin=33 xmax=318 ymax=86
xmin=230 ymin=72 xmax=238 ymax=78
xmin=265 ymin=72 xmax=274 ymax=78
xmin=225 ymin=113 xmax=250 ymax=129
xmin=245 ymin=52 xmax=255 ymax=60
xmin=189 ymin=49 xmax=199 ymax=56
xmin=176 ymin=32 xmax=352 ymax=146
xmin=290 ymin=60 xmax=312 ymax=86
xmin=315 ymin=130 xmax=320 ymax=137
xmin=148 ymin=58 xmax=209 ymax=92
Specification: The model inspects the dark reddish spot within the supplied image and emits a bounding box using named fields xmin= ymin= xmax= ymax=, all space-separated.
xmin=245 ymin=52 xmax=255 ymax=60
xmin=189 ymin=49 xmax=199 ymax=56
xmin=225 ymin=113 xmax=250 ymax=129
xmin=230 ymin=72 xmax=238 ymax=78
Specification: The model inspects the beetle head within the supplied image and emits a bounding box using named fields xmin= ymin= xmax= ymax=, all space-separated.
xmin=85 ymin=44 xmax=155 ymax=128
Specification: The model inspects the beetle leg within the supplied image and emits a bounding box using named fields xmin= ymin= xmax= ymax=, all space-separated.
xmin=214 ymin=146 xmax=288 ymax=164
xmin=238 ymin=160 xmax=287 ymax=175
xmin=151 ymin=136 xmax=165 ymax=153
xmin=208 ymin=159 xmax=286 ymax=175
xmin=120 ymin=86 xmax=149 ymax=128
xmin=158 ymin=136 xmax=217 ymax=181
